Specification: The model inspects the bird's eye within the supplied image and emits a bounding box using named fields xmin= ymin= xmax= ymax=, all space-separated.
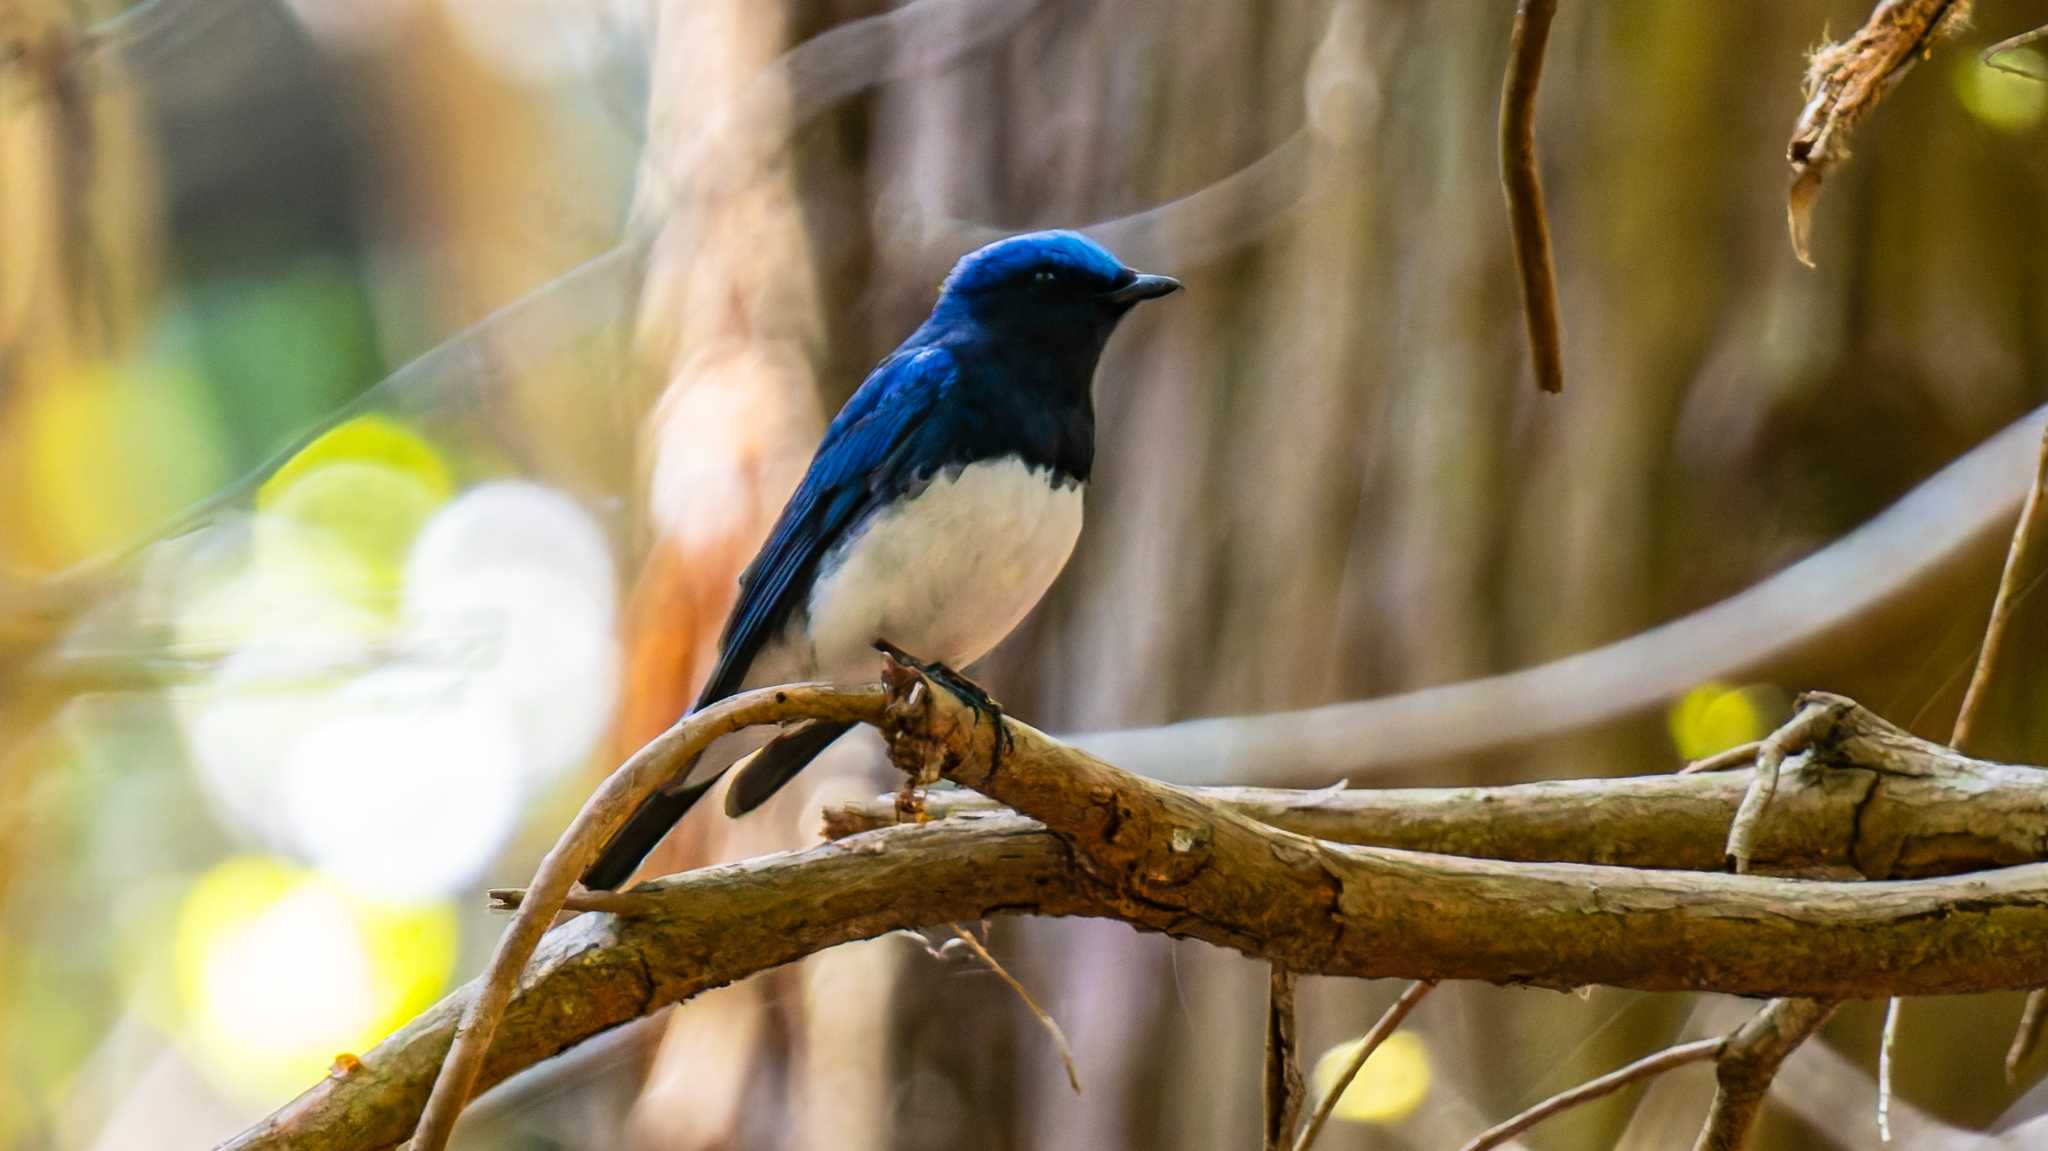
xmin=1033 ymin=270 xmax=1058 ymax=284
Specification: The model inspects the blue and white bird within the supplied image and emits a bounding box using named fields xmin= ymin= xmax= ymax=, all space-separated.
xmin=582 ymin=230 xmax=1181 ymax=890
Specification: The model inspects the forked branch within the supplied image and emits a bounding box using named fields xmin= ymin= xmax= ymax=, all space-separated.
xmin=223 ymin=677 xmax=2048 ymax=1151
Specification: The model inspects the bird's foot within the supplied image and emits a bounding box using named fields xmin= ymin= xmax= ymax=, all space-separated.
xmin=874 ymin=639 xmax=1011 ymax=779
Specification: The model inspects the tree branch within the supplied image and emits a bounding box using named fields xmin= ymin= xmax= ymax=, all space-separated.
xmin=1498 ymin=0 xmax=1564 ymax=394
xmin=1456 ymin=1037 xmax=1725 ymax=1151
xmin=1691 ymin=998 xmax=1837 ymax=1151
xmin=1264 ymin=967 xmax=1302 ymax=1151
xmin=224 ymin=679 xmax=2048 ymax=1151
xmin=406 ymin=683 xmax=889 ymax=1151
xmin=830 ymin=692 xmax=2048 ymax=882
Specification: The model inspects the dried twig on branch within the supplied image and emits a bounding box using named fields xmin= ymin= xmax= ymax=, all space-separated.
xmin=1498 ymin=0 xmax=1564 ymax=393
xmin=1786 ymin=0 xmax=1971 ymax=265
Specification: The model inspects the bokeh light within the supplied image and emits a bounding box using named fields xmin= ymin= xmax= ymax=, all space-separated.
xmin=254 ymin=415 xmax=455 ymax=609
xmin=1308 ymin=1029 xmax=1433 ymax=1125
xmin=1956 ymin=49 xmax=2048 ymax=134
xmin=1 ymin=357 xmax=227 ymax=572
xmin=180 ymin=439 xmax=619 ymax=902
xmin=171 ymin=857 xmax=455 ymax=1103
xmin=1666 ymin=682 xmax=1787 ymax=762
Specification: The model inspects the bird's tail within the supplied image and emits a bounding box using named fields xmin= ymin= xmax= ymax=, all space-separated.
xmin=581 ymin=775 xmax=721 ymax=890
xmin=580 ymin=720 xmax=856 ymax=890
xmin=723 ymin=719 xmax=855 ymax=816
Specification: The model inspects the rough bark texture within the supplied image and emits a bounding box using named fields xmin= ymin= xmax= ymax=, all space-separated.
xmin=1690 ymin=998 xmax=1838 ymax=1151
xmin=221 ymin=684 xmax=2048 ymax=1151
xmin=832 ymin=692 xmax=2048 ymax=881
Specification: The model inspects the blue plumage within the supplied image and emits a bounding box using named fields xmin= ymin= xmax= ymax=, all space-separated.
xmin=584 ymin=230 xmax=1179 ymax=890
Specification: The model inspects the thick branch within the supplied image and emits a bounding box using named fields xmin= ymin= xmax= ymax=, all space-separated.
xmin=831 ymin=693 xmax=2048 ymax=881
xmin=218 ymin=818 xmax=1080 ymax=1151
xmin=226 ymin=683 xmax=2048 ymax=1151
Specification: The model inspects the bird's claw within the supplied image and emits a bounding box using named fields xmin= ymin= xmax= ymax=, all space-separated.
xmin=874 ymin=639 xmax=1011 ymax=776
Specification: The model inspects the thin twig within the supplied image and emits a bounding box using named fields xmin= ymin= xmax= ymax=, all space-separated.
xmin=1498 ymin=0 xmax=1564 ymax=394
xmin=1265 ymin=967 xmax=1303 ymax=1151
xmin=1723 ymin=698 xmax=1844 ymax=872
xmin=486 ymin=886 xmax=660 ymax=917
xmin=949 ymin=923 xmax=1081 ymax=1094
xmin=1455 ymin=1037 xmax=1724 ymax=1151
xmin=2007 ymin=989 xmax=2048 ymax=1081
xmin=1878 ymin=996 xmax=1902 ymax=1141
xmin=406 ymin=684 xmax=890 ymax=1151
xmin=1291 ymin=980 xmax=1435 ymax=1151
xmin=1982 ymin=23 xmax=2048 ymax=80
xmin=1953 ymin=424 xmax=2048 ymax=751
xmin=1681 ymin=741 xmax=1761 ymax=775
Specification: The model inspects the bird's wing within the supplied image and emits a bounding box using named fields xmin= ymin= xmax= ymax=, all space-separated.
xmin=693 ymin=345 xmax=957 ymax=707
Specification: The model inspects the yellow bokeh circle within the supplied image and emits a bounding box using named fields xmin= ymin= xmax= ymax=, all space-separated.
xmin=170 ymin=856 xmax=456 ymax=1103
xmin=253 ymin=415 xmax=453 ymax=609
xmin=1668 ymin=681 xmax=1786 ymax=762
xmin=1310 ymin=1029 xmax=1433 ymax=1125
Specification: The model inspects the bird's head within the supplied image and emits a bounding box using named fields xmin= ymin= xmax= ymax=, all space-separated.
xmin=930 ymin=231 xmax=1181 ymax=349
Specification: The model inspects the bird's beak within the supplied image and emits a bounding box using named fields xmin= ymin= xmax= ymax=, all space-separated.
xmin=1103 ymin=272 xmax=1183 ymax=304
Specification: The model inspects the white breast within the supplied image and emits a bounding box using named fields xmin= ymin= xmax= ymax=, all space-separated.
xmin=799 ymin=457 xmax=1084 ymax=681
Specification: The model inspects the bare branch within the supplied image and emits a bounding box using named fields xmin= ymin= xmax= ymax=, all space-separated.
xmin=1455 ymin=1037 xmax=1725 ymax=1151
xmin=1290 ymin=980 xmax=1434 ymax=1151
xmin=487 ymin=887 xmax=660 ymax=917
xmin=832 ymin=694 xmax=2048 ymax=882
xmin=1722 ymin=695 xmax=1846 ymax=873
xmin=406 ymin=683 xmax=889 ymax=1151
xmin=219 ymin=815 xmax=1073 ymax=1151
xmin=225 ymin=679 xmax=2048 ymax=1151
xmin=1680 ymin=741 xmax=1761 ymax=776
xmin=1498 ymin=0 xmax=1564 ymax=394
xmin=1691 ymin=998 xmax=1837 ymax=1151
xmin=1264 ymin=967 xmax=1302 ymax=1151
xmin=1786 ymin=0 xmax=1971 ymax=265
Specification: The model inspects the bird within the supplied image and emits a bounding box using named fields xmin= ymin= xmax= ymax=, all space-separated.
xmin=582 ymin=230 xmax=1181 ymax=890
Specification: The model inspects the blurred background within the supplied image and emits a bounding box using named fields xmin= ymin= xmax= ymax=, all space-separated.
xmin=6 ymin=0 xmax=2048 ymax=1148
